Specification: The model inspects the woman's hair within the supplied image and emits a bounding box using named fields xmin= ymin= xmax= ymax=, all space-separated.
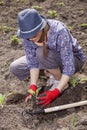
xmin=42 ymin=24 xmax=50 ymax=58
xmin=42 ymin=29 xmax=48 ymax=58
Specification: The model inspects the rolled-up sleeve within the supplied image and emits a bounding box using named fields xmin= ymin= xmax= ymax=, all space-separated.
xmin=57 ymin=29 xmax=75 ymax=76
xmin=23 ymin=39 xmax=39 ymax=69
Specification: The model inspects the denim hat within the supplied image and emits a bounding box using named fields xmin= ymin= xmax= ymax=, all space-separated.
xmin=17 ymin=9 xmax=47 ymax=39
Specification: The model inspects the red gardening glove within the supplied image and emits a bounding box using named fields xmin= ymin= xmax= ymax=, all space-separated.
xmin=25 ymin=84 xmax=37 ymax=102
xmin=37 ymin=88 xmax=61 ymax=108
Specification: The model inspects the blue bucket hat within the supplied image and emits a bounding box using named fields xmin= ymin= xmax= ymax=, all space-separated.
xmin=17 ymin=9 xmax=47 ymax=39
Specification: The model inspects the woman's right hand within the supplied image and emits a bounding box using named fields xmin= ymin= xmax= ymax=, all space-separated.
xmin=25 ymin=84 xmax=37 ymax=102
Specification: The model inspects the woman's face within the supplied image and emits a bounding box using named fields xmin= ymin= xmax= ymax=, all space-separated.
xmin=29 ymin=30 xmax=43 ymax=46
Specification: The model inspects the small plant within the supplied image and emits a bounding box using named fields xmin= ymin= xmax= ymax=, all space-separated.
xmin=71 ymin=113 xmax=76 ymax=129
xmin=80 ymin=9 xmax=84 ymax=14
xmin=0 ymin=92 xmax=18 ymax=108
xmin=0 ymin=93 xmax=6 ymax=108
xmin=70 ymin=75 xmax=87 ymax=87
xmin=70 ymin=76 xmax=79 ymax=87
xmin=80 ymin=23 xmax=87 ymax=28
xmin=58 ymin=2 xmax=65 ymax=6
xmin=48 ymin=10 xmax=57 ymax=18
xmin=0 ymin=25 xmax=15 ymax=33
xmin=10 ymin=35 xmax=19 ymax=45
xmin=0 ymin=0 xmax=4 ymax=5
xmin=28 ymin=87 xmax=42 ymax=97
xmin=67 ymin=25 xmax=73 ymax=31
xmin=79 ymin=76 xmax=87 ymax=84
xmin=32 ymin=5 xmax=42 ymax=11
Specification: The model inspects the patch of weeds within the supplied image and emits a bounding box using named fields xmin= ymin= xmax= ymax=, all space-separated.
xmin=48 ymin=10 xmax=57 ymax=18
xmin=71 ymin=113 xmax=76 ymax=129
xmin=10 ymin=35 xmax=19 ymax=46
xmin=0 ymin=25 xmax=15 ymax=33
xmin=0 ymin=0 xmax=4 ymax=5
xmin=32 ymin=5 xmax=42 ymax=11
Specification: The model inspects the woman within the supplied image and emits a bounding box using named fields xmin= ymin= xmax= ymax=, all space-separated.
xmin=10 ymin=9 xmax=86 ymax=107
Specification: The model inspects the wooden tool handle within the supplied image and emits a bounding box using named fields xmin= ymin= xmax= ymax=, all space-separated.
xmin=45 ymin=100 xmax=87 ymax=113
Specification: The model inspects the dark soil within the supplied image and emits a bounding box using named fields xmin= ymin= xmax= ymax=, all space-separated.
xmin=0 ymin=0 xmax=87 ymax=130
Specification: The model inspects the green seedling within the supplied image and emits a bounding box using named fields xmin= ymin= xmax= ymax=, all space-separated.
xmin=32 ymin=5 xmax=42 ymax=11
xmin=71 ymin=113 xmax=76 ymax=129
xmin=0 ymin=25 xmax=15 ymax=33
xmin=80 ymin=23 xmax=87 ymax=28
xmin=0 ymin=93 xmax=6 ymax=108
xmin=0 ymin=92 xmax=19 ymax=108
xmin=0 ymin=1 xmax=4 ymax=5
xmin=79 ymin=77 xmax=87 ymax=84
xmin=70 ymin=76 xmax=79 ymax=87
xmin=80 ymin=9 xmax=84 ymax=14
xmin=28 ymin=89 xmax=35 ymax=95
xmin=48 ymin=10 xmax=57 ymax=18
xmin=10 ymin=35 xmax=19 ymax=45
xmin=70 ymin=75 xmax=87 ymax=87
xmin=58 ymin=2 xmax=65 ymax=6
xmin=28 ymin=87 xmax=42 ymax=97
xmin=36 ymin=87 xmax=42 ymax=97
xmin=67 ymin=25 xmax=73 ymax=31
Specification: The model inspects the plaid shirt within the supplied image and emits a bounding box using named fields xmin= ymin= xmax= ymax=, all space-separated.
xmin=23 ymin=19 xmax=86 ymax=76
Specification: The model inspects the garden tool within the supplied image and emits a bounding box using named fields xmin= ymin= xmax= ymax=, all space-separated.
xmin=21 ymin=100 xmax=87 ymax=123
xmin=21 ymin=100 xmax=87 ymax=126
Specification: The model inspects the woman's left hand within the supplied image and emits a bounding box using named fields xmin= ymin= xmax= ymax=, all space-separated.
xmin=37 ymin=88 xmax=61 ymax=108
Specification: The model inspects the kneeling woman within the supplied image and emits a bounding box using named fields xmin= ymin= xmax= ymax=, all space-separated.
xmin=10 ymin=9 xmax=86 ymax=107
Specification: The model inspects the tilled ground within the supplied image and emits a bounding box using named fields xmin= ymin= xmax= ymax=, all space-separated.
xmin=0 ymin=0 xmax=87 ymax=130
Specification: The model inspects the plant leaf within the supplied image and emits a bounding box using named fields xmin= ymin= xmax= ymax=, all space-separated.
xmin=28 ymin=89 xmax=35 ymax=95
xmin=0 ymin=93 xmax=6 ymax=107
